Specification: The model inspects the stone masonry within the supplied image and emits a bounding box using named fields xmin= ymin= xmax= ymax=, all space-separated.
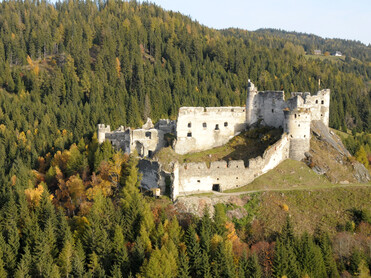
xmin=98 ymin=80 xmax=330 ymax=199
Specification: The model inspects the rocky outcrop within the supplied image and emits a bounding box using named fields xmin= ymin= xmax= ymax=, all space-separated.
xmin=175 ymin=195 xmax=249 ymax=217
xmin=306 ymin=121 xmax=370 ymax=183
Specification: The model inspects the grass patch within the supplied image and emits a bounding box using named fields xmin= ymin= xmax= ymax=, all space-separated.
xmin=224 ymin=159 xmax=333 ymax=193
xmin=155 ymin=126 xmax=282 ymax=171
xmin=257 ymin=185 xmax=371 ymax=235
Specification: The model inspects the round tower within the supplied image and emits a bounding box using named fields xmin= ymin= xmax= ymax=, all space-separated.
xmin=246 ymin=79 xmax=258 ymax=125
xmin=284 ymin=108 xmax=311 ymax=160
xmin=97 ymin=124 xmax=110 ymax=144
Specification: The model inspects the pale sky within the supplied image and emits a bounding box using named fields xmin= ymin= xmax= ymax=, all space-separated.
xmin=140 ymin=0 xmax=371 ymax=45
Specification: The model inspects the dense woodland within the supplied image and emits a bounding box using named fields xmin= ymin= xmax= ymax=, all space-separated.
xmin=0 ymin=0 xmax=371 ymax=277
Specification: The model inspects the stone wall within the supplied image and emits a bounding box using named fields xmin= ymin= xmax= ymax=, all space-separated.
xmin=130 ymin=128 xmax=166 ymax=157
xmin=98 ymin=121 xmax=170 ymax=158
xmin=284 ymin=109 xmax=311 ymax=160
xmin=289 ymin=89 xmax=330 ymax=127
xmin=138 ymin=159 xmax=168 ymax=194
xmin=246 ymin=82 xmax=286 ymax=128
xmin=174 ymin=107 xmax=246 ymax=154
xmin=255 ymin=91 xmax=286 ymax=128
xmin=172 ymin=134 xmax=290 ymax=199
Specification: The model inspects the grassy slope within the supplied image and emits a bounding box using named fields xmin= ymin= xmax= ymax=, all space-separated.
xmin=224 ymin=159 xmax=333 ymax=193
xmin=255 ymin=185 xmax=371 ymax=235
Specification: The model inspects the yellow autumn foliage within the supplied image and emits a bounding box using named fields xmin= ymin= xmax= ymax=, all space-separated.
xmin=225 ymin=221 xmax=238 ymax=242
xmin=280 ymin=203 xmax=289 ymax=211
xmin=26 ymin=55 xmax=33 ymax=66
xmin=25 ymin=183 xmax=45 ymax=207
xmin=210 ymin=234 xmax=223 ymax=252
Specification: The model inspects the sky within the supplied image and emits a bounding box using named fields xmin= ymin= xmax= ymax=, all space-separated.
xmin=139 ymin=0 xmax=371 ymax=45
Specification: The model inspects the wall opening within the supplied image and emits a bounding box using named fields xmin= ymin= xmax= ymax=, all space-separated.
xmin=224 ymin=122 xmax=228 ymax=127
xmin=298 ymin=124 xmax=300 ymax=127
xmin=316 ymin=100 xmax=318 ymax=104
xmin=188 ymin=122 xmax=192 ymax=128
xmin=148 ymin=150 xmax=153 ymax=157
xmin=231 ymin=108 xmax=234 ymax=112
xmin=187 ymin=132 xmax=192 ymax=137
xmin=197 ymin=180 xmax=200 ymax=183
xmin=203 ymin=122 xmax=207 ymax=128
xmin=145 ymin=131 xmax=151 ymax=139
xmin=215 ymin=124 xmax=219 ymax=130
xmin=295 ymin=114 xmax=297 ymax=119
xmin=272 ymin=109 xmax=274 ymax=113
xmin=321 ymin=100 xmax=324 ymax=104
xmin=212 ymin=184 xmax=220 ymax=192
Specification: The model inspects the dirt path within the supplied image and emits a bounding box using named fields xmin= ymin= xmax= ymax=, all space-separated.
xmin=183 ymin=183 xmax=371 ymax=198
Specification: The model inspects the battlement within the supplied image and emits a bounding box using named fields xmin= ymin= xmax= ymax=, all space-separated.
xmin=98 ymin=124 xmax=111 ymax=132
xmin=178 ymin=106 xmax=245 ymax=116
xmin=173 ymin=134 xmax=290 ymax=198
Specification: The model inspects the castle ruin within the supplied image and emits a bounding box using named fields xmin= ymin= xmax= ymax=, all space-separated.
xmin=98 ymin=80 xmax=330 ymax=199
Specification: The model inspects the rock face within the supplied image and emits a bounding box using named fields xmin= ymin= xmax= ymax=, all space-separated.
xmin=175 ymin=195 xmax=249 ymax=217
xmin=306 ymin=121 xmax=370 ymax=183
xmin=138 ymin=159 xmax=169 ymax=194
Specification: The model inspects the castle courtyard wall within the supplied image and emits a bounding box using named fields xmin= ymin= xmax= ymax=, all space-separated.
xmin=174 ymin=107 xmax=246 ymax=154
xmin=172 ymin=134 xmax=290 ymax=199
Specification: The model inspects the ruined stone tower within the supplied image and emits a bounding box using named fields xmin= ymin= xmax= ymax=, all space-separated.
xmin=246 ymin=79 xmax=258 ymax=125
xmin=283 ymin=108 xmax=311 ymax=160
xmin=97 ymin=124 xmax=111 ymax=144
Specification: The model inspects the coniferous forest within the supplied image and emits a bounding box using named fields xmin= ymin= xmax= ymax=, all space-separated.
xmin=0 ymin=0 xmax=370 ymax=277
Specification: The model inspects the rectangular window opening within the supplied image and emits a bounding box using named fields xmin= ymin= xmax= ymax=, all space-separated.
xmin=187 ymin=132 xmax=192 ymax=137
xmin=212 ymin=184 xmax=220 ymax=192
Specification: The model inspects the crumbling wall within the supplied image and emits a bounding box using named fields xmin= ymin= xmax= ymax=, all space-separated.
xmin=130 ymin=128 xmax=167 ymax=157
xmin=174 ymin=107 xmax=246 ymax=154
xmin=172 ymin=134 xmax=290 ymax=199
xmin=138 ymin=159 xmax=168 ymax=194
xmin=255 ymin=91 xmax=286 ymax=128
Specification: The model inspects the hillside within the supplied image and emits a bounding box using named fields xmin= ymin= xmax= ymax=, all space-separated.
xmin=0 ymin=0 xmax=370 ymax=184
xmin=0 ymin=1 xmax=370 ymax=277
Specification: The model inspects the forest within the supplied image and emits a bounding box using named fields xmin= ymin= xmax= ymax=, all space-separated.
xmin=0 ymin=0 xmax=370 ymax=277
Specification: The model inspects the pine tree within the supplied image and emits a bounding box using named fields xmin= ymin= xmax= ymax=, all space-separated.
xmin=112 ymin=225 xmax=129 ymax=275
xmin=245 ymin=252 xmax=262 ymax=278
xmin=349 ymin=249 xmax=362 ymax=276
xmin=185 ymin=225 xmax=202 ymax=277
xmin=297 ymin=233 xmax=326 ymax=278
xmin=318 ymin=232 xmax=339 ymax=278
xmin=58 ymin=239 xmax=73 ymax=278
xmin=0 ymin=250 xmax=7 ymax=278
xmin=213 ymin=203 xmax=227 ymax=236
xmin=71 ymin=240 xmax=85 ymax=278
xmin=178 ymin=247 xmax=191 ymax=278
xmin=198 ymin=207 xmax=213 ymax=254
xmin=272 ymin=238 xmax=300 ymax=278
xmin=200 ymin=250 xmax=212 ymax=278
xmin=14 ymin=246 xmax=32 ymax=278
